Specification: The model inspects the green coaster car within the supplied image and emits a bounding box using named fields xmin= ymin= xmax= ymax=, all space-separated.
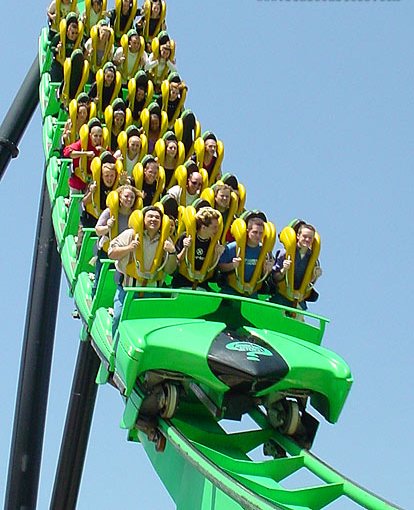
xmin=91 ymin=288 xmax=352 ymax=449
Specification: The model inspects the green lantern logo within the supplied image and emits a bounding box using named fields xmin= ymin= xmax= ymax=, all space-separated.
xmin=225 ymin=341 xmax=273 ymax=362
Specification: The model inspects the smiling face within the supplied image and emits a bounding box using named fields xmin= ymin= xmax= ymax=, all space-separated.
xmin=101 ymin=164 xmax=117 ymax=187
xmin=104 ymin=68 xmax=115 ymax=86
xmin=90 ymin=126 xmax=103 ymax=147
xmin=165 ymin=140 xmax=178 ymax=158
xmin=113 ymin=111 xmax=125 ymax=129
xmin=92 ymin=0 xmax=102 ymax=13
xmin=135 ymin=86 xmax=146 ymax=102
xmin=67 ymin=22 xmax=79 ymax=41
xmin=297 ymin=226 xmax=315 ymax=250
xmin=129 ymin=35 xmax=140 ymax=53
xmin=204 ymin=139 xmax=217 ymax=157
xmin=246 ymin=220 xmax=264 ymax=248
xmin=151 ymin=1 xmax=161 ymax=17
xmin=77 ymin=105 xmax=88 ymax=125
xmin=144 ymin=209 xmax=162 ymax=234
xmin=169 ymin=84 xmax=179 ymax=101
xmin=144 ymin=161 xmax=159 ymax=184
xmin=200 ymin=218 xmax=219 ymax=239
xmin=149 ymin=113 xmax=160 ymax=133
xmin=119 ymin=188 xmax=136 ymax=209
xmin=215 ymin=188 xmax=231 ymax=211
xmin=160 ymin=45 xmax=171 ymax=60
xmin=187 ymin=172 xmax=203 ymax=195
xmin=128 ymin=135 xmax=141 ymax=157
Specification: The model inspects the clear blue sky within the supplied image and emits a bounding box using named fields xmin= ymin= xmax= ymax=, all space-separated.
xmin=1 ymin=1 xmax=412 ymax=509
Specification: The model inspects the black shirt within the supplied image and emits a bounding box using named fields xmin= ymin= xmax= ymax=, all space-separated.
xmin=172 ymin=233 xmax=212 ymax=289
xmin=142 ymin=180 xmax=157 ymax=206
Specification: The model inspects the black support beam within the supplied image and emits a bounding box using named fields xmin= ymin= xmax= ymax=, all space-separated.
xmin=0 ymin=55 xmax=40 ymax=181
xmin=49 ymin=339 xmax=100 ymax=510
xmin=4 ymin=178 xmax=61 ymax=510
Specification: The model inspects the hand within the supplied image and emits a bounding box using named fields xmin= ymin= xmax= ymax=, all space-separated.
xmin=313 ymin=266 xmax=322 ymax=280
xmin=129 ymin=236 xmax=139 ymax=251
xmin=119 ymin=170 xmax=128 ymax=185
xmin=282 ymin=256 xmax=292 ymax=272
xmin=164 ymin=239 xmax=176 ymax=254
xmin=107 ymin=215 xmax=116 ymax=229
xmin=215 ymin=244 xmax=225 ymax=258
xmin=182 ymin=235 xmax=192 ymax=248
xmin=85 ymin=150 xmax=95 ymax=159
xmin=232 ymin=256 xmax=242 ymax=269
xmin=263 ymin=257 xmax=274 ymax=275
xmin=89 ymin=181 xmax=97 ymax=194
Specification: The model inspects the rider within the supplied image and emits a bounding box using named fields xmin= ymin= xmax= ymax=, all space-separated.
xmin=108 ymin=206 xmax=177 ymax=335
xmin=172 ymin=207 xmax=224 ymax=290
xmin=271 ymin=222 xmax=322 ymax=315
xmin=218 ymin=213 xmax=274 ymax=297
xmin=166 ymin=165 xmax=203 ymax=207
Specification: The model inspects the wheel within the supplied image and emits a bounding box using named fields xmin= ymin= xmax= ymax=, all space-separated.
xmin=160 ymin=383 xmax=178 ymax=419
xmin=280 ymin=400 xmax=300 ymax=436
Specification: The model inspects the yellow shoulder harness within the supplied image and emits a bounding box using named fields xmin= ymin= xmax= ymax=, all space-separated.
xmin=143 ymin=0 xmax=166 ymax=42
xmin=194 ymin=136 xmax=224 ymax=186
xmin=57 ymin=18 xmax=84 ymax=65
xmin=174 ymin=114 xmax=201 ymax=160
xmin=277 ymin=226 xmax=321 ymax=302
xmin=132 ymin=163 xmax=166 ymax=204
xmin=201 ymin=184 xmax=239 ymax=244
xmin=125 ymin=209 xmax=171 ymax=284
xmin=120 ymin=33 xmax=145 ymax=80
xmin=61 ymin=52 xmax=89 ymax=106
xmin=72 ymin=124 xmax=91 ymax=184
xmin=114 ymin=0 xmax=137 ymax=39
xmin=160 ymin=80 xmax=187 ymax=128
xmin=89 ymin=25 xmax=114 ymax=73
xmin=84 ymin=0 xmax=107 ymax=35
xmin=86 ymin=157 xmax=121 ymax=219
xmin=178 ymin=206 xmax=223 ymax=284
xmin=95 ymin=70 xmax=122 ymax=118
xmin=227 ymin=218 xmax=276 ymax=295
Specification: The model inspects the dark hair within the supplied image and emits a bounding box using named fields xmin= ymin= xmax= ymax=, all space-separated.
xmin=88 ymin=117 xmax=102 ymax=130
xmin=143 ymin=205 xmax=162 ymax=219
xmin=297 ymin=223 xmax=316 ymax=235
xmin=203 ymin=131 xmax=217 ymax=142
xmin=142 ymin=155 xmax=158 ymax=168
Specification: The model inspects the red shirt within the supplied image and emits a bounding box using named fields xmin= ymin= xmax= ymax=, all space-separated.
xmin=63 ymin=138 xmax=102 ymax=191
